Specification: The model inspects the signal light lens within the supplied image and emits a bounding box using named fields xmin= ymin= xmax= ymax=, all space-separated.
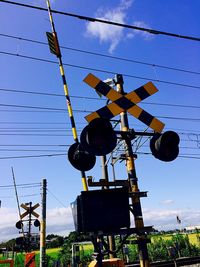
xmin=34 ymin=219 xmax=40 ymax=227
xmin=68 ymin=142 xmax=96 ymax=171
xmin=16 ymin=220 xmax=23 ymax=229
xmin=80 ymin=118 xmax=117 ymax=156
xmin=150 ymin=131 xmax=180 ymax=162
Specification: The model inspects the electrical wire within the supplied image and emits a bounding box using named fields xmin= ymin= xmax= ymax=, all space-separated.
xmin=1 ymin=33 xmax=200 ymax=75
xmin=0 ymin=144 xmax=68 ymax=146
xmin=0 ymin=149 xmax=67 ymax=152
xmin=19 ymin=193 xmax=40 ymax=198
xmin=47 ymin=189 xmax=67 ymax=208
xmin=0 ymin=87 xmax=200 ymax=110
xmin=1 ymin=0 xmax=200 ymax=42
xmin=1 ymin=50 xmax=200 ymax=90
xmin=0 ymin=153 xmax=67 ymax=159
xmin=0 ymin=183 xmax=41 ymax=188
xmin=0 ymin=101 xmax=199 ymax=122
xmin=0 ymin=122 xmax=199 ymax=134
xmin=0 ymin=151 xmax=198 ymax=160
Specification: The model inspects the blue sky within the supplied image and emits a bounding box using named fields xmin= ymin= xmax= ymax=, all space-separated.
xmin=0 ymin=0 xmax=200 ymax=241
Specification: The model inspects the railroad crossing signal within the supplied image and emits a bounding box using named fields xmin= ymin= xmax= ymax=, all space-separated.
xmin=46 ymin=32 xmax=61 ymax=57
xmin=83 ymin=73 xmax=165 ymax=133
xmin=150 ymin=131 xmax=180 ymax=162
xmin=20 ymin=203 xmax=40 ymax=219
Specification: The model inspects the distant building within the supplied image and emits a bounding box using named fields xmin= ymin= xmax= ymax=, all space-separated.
xmin=185 ymin=225 xmax=200 ymax=232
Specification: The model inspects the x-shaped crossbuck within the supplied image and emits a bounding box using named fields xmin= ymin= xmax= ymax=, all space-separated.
xmin=20 ymin=203 xmax=40 ymax=219
xmin=84 ymin=73 xmax=165 ymax=133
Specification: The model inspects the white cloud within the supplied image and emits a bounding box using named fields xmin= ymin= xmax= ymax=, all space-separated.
xmin=1 ymin=206 xmax=199 ymax=242
xmin=160 ymin=199 xmax=175 ymax=205
xmin=46 ymin=207 xmax=74 ymax=235
xmin=143 ymin=208 xmax=200 ymax=230
xmin=85 ymin=0 xmax=133 ymax=53
xmin=0 ymin=207 xmax=74 ymax=242
xmin=0 ymin=208 xmax=20 ymax=241
xmin=85 ymin=0 xmax=153 ymax=53
xmin=126 ymin=21 xmax=154 ymax=40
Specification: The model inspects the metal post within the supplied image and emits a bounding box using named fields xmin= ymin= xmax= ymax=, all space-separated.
xmin=28 ymin=202 xmax=32 ymax=252
xmin=101 ymin=156 xmax=116 ymax=258
xmin=40 ymin=179 xmax=47 ymax=267
xmin=115 ymin=74 xmax=150 ymax=267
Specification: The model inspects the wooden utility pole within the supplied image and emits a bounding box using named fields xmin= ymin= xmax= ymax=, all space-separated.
xmin=40 ymin=179 xmax=47 ymax=267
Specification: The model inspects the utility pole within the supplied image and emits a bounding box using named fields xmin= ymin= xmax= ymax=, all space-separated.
xmin=12 ymin=167 xmax=25 ymax=239
xmin=28 ymin=202 xmax=32 ymax=251
xmin=40 ymin=179 xmax=47 ymax=267
xmin=115 ymin=74 xmax=150 ymax=267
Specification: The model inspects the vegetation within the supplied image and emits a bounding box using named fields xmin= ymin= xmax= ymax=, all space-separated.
xmin=0 ymin=231 xmax=200 ymax=266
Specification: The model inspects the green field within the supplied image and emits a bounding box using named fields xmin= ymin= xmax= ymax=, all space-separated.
xmin=151 ymin=232 xmax=200 ymax=245
xmin=0 ymin=232 xmax=200 ymax=266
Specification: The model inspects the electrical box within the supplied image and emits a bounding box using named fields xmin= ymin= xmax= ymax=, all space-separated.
xmin=71 ymin=188 xmax=130 ymax=233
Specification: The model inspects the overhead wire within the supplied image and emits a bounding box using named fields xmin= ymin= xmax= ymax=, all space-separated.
xmin=47 ymin=189 xmax=67 ymax=208
xmin=0 ymin=153 xmax=67 ymax=160
xmin=0 ymin=87 xmax=200 ymax=110
xmin=1 ymin=50 xmax=200 ymax=90
xmin=0 ymin=103 xmax=199 ymax=122
xmin=1 ymin=0 xmax=200 ymax=42
xmin=1 ymin=33 xmax=200 ymax=75
xmin=0 ymin=183 xmax=41 ymax=188
xmin=0 ymin=122 xmax=199 ymax=134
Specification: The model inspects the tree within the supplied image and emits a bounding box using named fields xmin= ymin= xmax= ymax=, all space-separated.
xmin=59 ymin=231 xmax=91 ymax=266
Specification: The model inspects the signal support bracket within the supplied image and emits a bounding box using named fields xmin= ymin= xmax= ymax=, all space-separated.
xmin=129 ymin=191 xmax=148 ymax=198
xmin=87 ymin=178 xmax=129 ymax=188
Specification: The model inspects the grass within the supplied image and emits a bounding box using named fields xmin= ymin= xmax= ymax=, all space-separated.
xmin=150 ymin=233 xmax=200 ymax=246
xmin=0 ymin=232 xmax=199 ymax=266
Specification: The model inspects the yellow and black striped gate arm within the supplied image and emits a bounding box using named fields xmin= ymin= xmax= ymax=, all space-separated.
xmin=45 ymin=0 xmax=88 ymax=191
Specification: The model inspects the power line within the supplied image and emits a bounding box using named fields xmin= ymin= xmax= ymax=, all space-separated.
xmin=0 ymin=127 xmax=83 ymax=130
xmin=0 ymin=87 xmax=200 ymax=110
xmin=0 ymin=87 xmax=64 ymax=98
xmin=0 ymin=152 xmax=198 ymax=160
xmin=0 ymin=122 xmax=199 ymax=134
xmin=47 ymin=189 xmax=67 ymax=208
xmin=0 ymin=122 xmax=79 ymax=124
xmin=1 ymin=0 xmax=200 ymax=42
xmin=0 ymin=183 xmax=41 ymax=188
xmin=0 ymin=102 xmax=67 ymax=111
xmin=0 ymin=133 xmax=71 ymax=136
xmin=0 ymin=193 xmax=40 ymax=198
xmin=0 ymin=104 xmax=199 ymax=122
xmin=0 ymin=149 xmax=67 ymax=152
xmin=1 ymin=50 xmax=200 ymax=90
xmin=0 ymin=146 xmax=198 ymax=152
xmin=0 ymin=110 xmax=65 ymax=113
xmin=19 ymin=193 xmax=40 ymax=198
xmin=1 ymin=33 xmax=200 ymax=75
xmin=0 ymin=144 xmax=68 ymax=146
xmin=0 ymin=129 xmax=81 ymax=132
xmin=0 ymin=153 xmax=67 ymax=160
